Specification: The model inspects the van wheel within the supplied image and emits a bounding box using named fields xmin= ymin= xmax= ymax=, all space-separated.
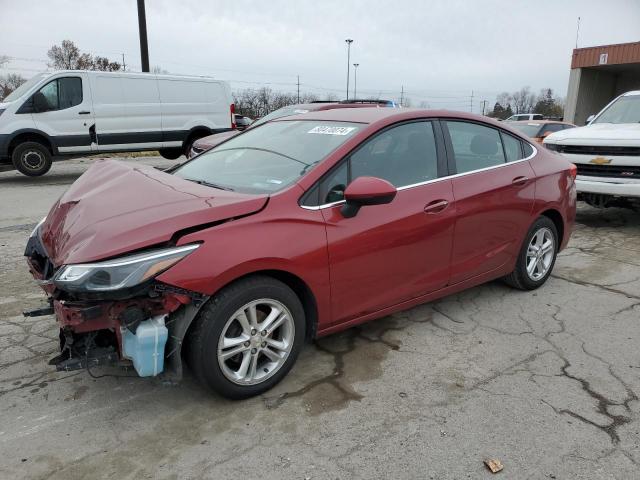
xmin=159 ymin=148 xmax=182 ymax=160
xmin=12 ymin=142 xmax=52 ymax=177
xmin=504 ymin=216 xmax=558 ymax=290
xmin=186 ymin=276 xmax=305 ymax=399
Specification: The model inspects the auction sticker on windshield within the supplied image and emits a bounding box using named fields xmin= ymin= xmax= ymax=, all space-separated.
xmin=308 ymin=125 xmax=357 ymax=135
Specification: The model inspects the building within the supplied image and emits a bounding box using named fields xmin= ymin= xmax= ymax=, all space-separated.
xmin=564 ymin=41 xmax=640 ymax=125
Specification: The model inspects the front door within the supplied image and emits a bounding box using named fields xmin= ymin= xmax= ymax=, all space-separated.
xmin=443 ymin=120 xmax=536 ymax=284
xmin=31 ymin=73 xmax=96 ymax=154
xmin=318 ymin=120 xmax=456 ymax=325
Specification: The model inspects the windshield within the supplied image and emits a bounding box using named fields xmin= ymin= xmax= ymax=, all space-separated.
xmin=3 ymin=73 xmax=49 ymax=103
xmin=174 ymin=120 xmax=361 ymax=194
xmin=251 ymin=105 xmax=313 ymax=127
xmin=511 ymin=124 xmax=541 ymax=137
xmin=593 ymin=95 xmax=640 ymax=124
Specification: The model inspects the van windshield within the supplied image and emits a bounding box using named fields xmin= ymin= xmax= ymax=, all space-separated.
xmin=3 ymin=73 xmax=49 ymax=103
xmin=174 ymin=120 xmax=361 ymax=194
xmin=593 ymin=95 xmax=640 ymax=124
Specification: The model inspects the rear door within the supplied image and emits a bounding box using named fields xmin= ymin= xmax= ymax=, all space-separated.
xmin=31 ymin=73 xmax=95 ymax=154
xmin=443 ymin=120 xmax=535 ymax=284
xmin=311 ymin=120 xmax=456 ymax=325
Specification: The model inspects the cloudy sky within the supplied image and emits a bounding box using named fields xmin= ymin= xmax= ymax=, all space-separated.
xmin=1 ymin=0 xmax=639 ymax=111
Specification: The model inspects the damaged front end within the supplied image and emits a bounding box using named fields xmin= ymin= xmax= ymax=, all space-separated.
xmin=24 ymin=224 xmax=207 ymax=380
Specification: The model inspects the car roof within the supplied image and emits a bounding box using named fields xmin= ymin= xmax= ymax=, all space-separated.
xmin=275 ymin=107 xmax=498 ymax=126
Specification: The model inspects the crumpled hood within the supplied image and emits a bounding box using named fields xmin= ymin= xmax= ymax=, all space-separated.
xmin=40 ymin=160 xmax=268 ymax=266
xmin=545 ymin=123 xmax=640 ymax=145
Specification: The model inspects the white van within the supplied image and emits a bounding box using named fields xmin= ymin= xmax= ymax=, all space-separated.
xmin=544 ymin=90 xmax=640 ymax=209
xmin=0 ymin=70 xmax=234 ymax=176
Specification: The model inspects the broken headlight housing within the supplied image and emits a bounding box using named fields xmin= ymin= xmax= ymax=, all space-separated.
xmin=53 ymin=244 xmax=199 ymax=292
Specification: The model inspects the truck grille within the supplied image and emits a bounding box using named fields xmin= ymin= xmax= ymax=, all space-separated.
xmin=557 ymin=145 xmax=640 ymax=156
xmin=576 ymin=163 xmax=640 ymax=179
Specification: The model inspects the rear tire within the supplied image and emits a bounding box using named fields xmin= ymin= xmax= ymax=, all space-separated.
xmin=159 ymin=148 xmax=182 ymax=160
xmin=186 ymin=276 xmax=306 ymax=399
xmin=504 ymin=216 xmax=558 ymax=290
xmin=11 ymin=142 xmax=52 ymax=177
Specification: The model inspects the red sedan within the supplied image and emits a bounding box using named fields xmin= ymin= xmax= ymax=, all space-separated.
xmin=25 ymin=108 xmax=576 ymax=399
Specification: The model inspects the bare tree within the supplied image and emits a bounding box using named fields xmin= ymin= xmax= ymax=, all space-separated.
xmin=47 ymin=40 xmax=121 ymax=71
xmin=233 ymin=87 xmax=324 ymax=119
xmin=93 ymin=56 xmax=122 ymax=72
xmin=511 ymin=86 xmax=536 ymax=114
xmin=0 ymin=73 xmax=27 ymax=101
xmin=151 ymin=65 xmax=169 ymax=74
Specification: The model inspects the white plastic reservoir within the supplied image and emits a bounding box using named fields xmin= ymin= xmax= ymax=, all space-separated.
xmin=122 ymin=314 xmax=168 ymax=377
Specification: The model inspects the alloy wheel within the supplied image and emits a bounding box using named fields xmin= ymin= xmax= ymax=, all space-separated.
xmin=217 ymin=298 xmax=295 ymax=386
xmin=526 ymin=227 xmax=555 ymax=281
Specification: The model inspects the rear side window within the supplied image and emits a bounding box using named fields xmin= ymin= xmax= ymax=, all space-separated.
xmin=523 ymin=142 xmax=534 ymax=157
xmin=501 ymin=132 xmax=524 ymax=162
xmin=445 ymin=121 xmax=505 ymax=173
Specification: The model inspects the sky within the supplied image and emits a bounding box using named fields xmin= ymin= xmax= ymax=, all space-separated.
xmin=1 ymin=0 xmax=639 ymax=112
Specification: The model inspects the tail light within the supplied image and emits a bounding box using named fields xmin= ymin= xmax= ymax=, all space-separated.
xmin=230 ymin=104 xmax=236 ymax=130
xmin=569 ymin=163 xmax=577 ymax=180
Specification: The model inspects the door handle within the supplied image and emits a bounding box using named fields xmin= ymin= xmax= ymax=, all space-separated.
xmin=424 ymin=199 xmax=449 ymax=214
xmin=78 ymin=111 xmax=91 ymax=115
xmin=512 ymin=176 xmax=529 ymax=186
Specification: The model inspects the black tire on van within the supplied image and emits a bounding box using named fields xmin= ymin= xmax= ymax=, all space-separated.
xmin=159 ymin=148 xmax=183 ymax=160
xmin=12 ymin=142 xmax=53 ymax=177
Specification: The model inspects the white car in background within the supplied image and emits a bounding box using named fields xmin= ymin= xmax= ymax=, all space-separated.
xmin=544 ymin=91 xmax=640 ymax=209
xmin=0 ymin=71 xmax=234 ymax=176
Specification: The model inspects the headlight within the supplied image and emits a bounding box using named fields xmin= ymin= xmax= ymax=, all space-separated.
xmin=53 ymin=244 xmax=199 ymax=292
xmin=30 ymin=216 xmax=47 ymax=238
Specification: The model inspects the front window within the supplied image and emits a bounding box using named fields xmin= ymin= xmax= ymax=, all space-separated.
xmin=593 ymin=95 xmax=640 ymax=124
xmin=32 ymin=77 xmax=83 ymax=112
xmin=3 ymin=73 xmax=49 ymax=103
xmin=174 ymin=120 xmax=361 ymax=194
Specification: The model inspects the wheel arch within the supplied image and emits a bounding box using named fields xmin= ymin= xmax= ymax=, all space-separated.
xmin=539 ymin=208 xmax=564 ymax=248
xmin=7 ymin=129 xmax=55 ymax=157
xmin=183 ymin=126 xmax=213 ymax=151
xmin=183 ymin=269 xmax=319 ymax=345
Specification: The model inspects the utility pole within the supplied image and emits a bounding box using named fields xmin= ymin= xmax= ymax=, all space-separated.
xmin=122 ymin=53 xmax=126 ymax=71
xmin=575 ymin=16 xmax=581 ymax=49
xmin=345 ymin=39 xmax=353 ymax=100
xmin=353 ymin=63 xmax=359 ymax=100
xmin=400 ymin=86 xmax=404 ymax=107
xmin=470 ymin=90 xmax=474 ymax=113
xmin=297 ymin=75 xmax=300 ymax=103
xmin=137 ymin=0 xmax=150 ymax=72
xmin=481 ymin=99 xmax=487 ymax=116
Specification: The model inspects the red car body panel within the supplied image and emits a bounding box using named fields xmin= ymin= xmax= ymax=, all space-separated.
xmin=39 ymin=160 xmax=268 ymax=266
xmin=448 ymin=160 xmax=536 ymax=284
xmin=27 ymin=108 xmax=576 ymax=359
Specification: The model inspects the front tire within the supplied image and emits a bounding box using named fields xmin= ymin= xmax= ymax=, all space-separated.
xmin=504 ymin=216 xmax=558 ymax=290
xmin=186 ymin=276 xmax=306 ymax=399
xmin=12 ymin=142 xmax=52 ymax=177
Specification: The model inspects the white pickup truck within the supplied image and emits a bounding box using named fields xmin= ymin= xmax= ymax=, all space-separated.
xmin=544 ymin=90 xmax=640 ymax=209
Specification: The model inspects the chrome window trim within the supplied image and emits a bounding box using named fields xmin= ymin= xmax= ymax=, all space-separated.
xmin=299 ymin=137 xmax=537 ymax=211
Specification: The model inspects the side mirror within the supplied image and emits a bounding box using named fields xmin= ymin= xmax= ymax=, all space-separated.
xmin=32 ymin=93 xmax=49 ymax=113
xmin=341 ymin=176 xmax=397 ymax=218
xmin=586 ymin=114 xmax=595 ymax=124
